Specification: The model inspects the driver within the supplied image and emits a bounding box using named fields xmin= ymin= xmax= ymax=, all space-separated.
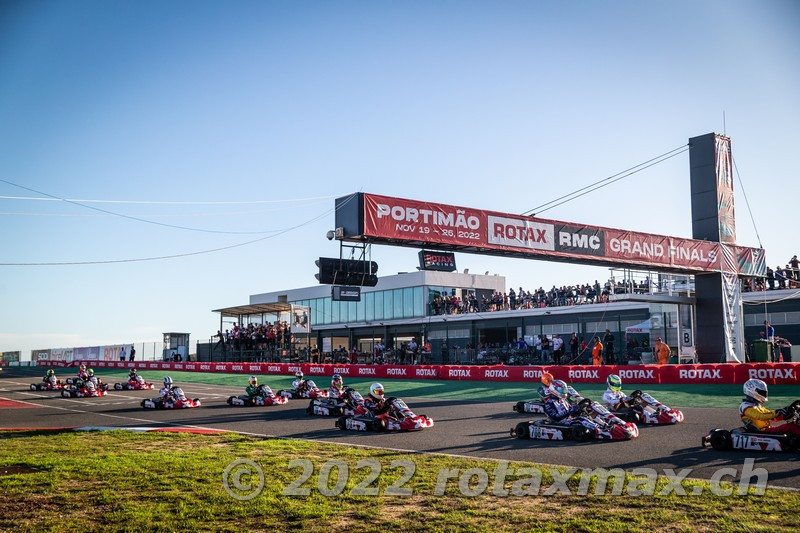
xmin=77 ymin=363 xmax=89 ymax=381
xmin=245 ymin=376 xmax=260 ymax=398
xmin=602 ymin=374 xmax=634 ymax=409
xmin=543 ymin=380 xmax=585 ymax=421
xmin=740 ymin=379 xmax=800 ymax=435
xmin=160 ymin=376 xmax=177 ymax=402
xmin=292 ymin=371 xmax=308 ymax=392
xmin=128 ymin=368 xmax=139 ymax=382
xmin=364 ymin=383 xmax=391 ymax=415
xmin=84 ymin=379 xmax=97 ymax=395
xmin=43 ymin=369 xmax=59 ymax=386
xmin=537 ymin=371 xmax=554 ymax=400
xmin=329 ymin=374 xmax=344 ymax=398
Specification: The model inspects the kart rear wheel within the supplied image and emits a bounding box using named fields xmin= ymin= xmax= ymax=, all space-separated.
xmin=227 ymin=396 xmax=235 ymax=406
xmin=306 ymin=400 xmax=316 ymax=415
xmin=709 ymin=429 xmax=732 ymax=451
xmin=114 ymin=383 xmax=122 ymax=390
xmin=30 ymin=384 xmax=38 ymax=391
xmin=513 ymin=401 xmax=525 ymax=413
xmin=335 ymin=416 xmax=348 ymax=430
xmin=572 ymin=426 xmax=593 ymax=442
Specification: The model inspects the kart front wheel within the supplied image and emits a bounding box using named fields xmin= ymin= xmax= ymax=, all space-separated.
xmin=335 ymin=416 xmax=348 ymax=430
xmin=572 ymin=426 xmax=593 ymax=442
xmin=513 ymin=401 xmax=525 ymax=413
xmin=512 ymin=422 xmax=529 ymax=439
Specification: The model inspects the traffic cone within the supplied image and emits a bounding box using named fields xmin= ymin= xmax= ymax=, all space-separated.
xmin=779 ymin=351 xmax=784 ymax=363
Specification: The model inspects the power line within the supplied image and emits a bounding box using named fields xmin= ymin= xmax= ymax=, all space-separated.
xmin=731 ymin=156 xmax=762 ymax=249
xmin=522 ymin=144 xmax=688 ymax=216
xmin=0 ymin=193 xmax=337 ymax=205
xmin=0 ymin=178 xmax=332 ymax=235
xmin=0 ymin=193 xmax=358 ymax=266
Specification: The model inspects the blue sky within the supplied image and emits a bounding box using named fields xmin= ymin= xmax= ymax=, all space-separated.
xmin=1 ymin=1 xmax=798 ymax=357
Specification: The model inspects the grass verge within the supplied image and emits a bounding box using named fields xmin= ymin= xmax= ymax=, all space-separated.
xmin=1 ymin=430 xmax=799 ymax=532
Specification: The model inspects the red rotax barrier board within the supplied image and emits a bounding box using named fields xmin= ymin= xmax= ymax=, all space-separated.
xmin=38 ymin=360 xmax=800 ymax=385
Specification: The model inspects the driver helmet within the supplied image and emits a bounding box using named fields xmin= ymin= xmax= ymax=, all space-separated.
xmin=87 ymin=368 xmax=94 ymax=377
xmin=85 ymin=380 xmax=96 ymax=391
xmin=541 ymin=371 xmax=554 ymax=387
xmin=332 ymin=373 xmax=343 ymax=389
xmin=79 ymin=363 xmax=87 ymax=371
xmin=163 ymin=376 xmax=173 ymax=388
xmin=607 ymin=374 xmax=622 ymax=392
xmin=743 ymin=378 xmax=768 ymax=403
xmin=248 ymin=375 xmax=258 ymax=386
xmin=295 ymin=371 xmax=304 ymax=380
xmin=47 ymin=369 xmax=55 ymax=377
xmin=129 ymin=368 xmax=137 ymax=374
xmin=549 ymin=379 xmax=569 ymax=399
xmin=369 ymin=382 xmax=385 ymax=400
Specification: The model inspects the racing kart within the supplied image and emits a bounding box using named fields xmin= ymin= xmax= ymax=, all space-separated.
xmin=307 ymin=387 xmax=368 ymax=417
xmin=513 ymin=385 xmax=583 ymax=415
xmin=141 ymin=388 xmax=201 ymax=409
xmin=61 ymin=387 xmax=107 ymax=398
xmin=30 ymin=381 xmax=64 ymax=391
xmin=114 ymin=379 xmax=154 ymax=391
xmin=702 ymin=410 xmax=800 ymax=452
xmin=278 ymin=380 xmax=328 ymax=400
xmin=610 ymin=390 xmax=684 ymax=425
xmin=336 ymin=398 xmax=433 ymax=432
xmin=227 ymin=385 xmax=288 ymax=406
xmin=512 ymin=398 xmax=639 ymax=441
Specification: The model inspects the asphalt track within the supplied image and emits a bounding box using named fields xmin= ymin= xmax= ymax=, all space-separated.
xmin=1 ymin=369 xmax=798 ymax=489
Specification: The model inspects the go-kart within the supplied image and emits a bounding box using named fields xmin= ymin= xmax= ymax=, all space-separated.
xmin=141 ymin=388 xmax=201 ymax=409
xmin=610 ymin=390 xmax=684 ymax=425
xmin=278 ymin=380 xmax=328 ymax=400
xmin=512 ymin=398 xmax=639 ymax=441
xmin=513 ymin=385 xmax=583 ymax=415
xmin=114 ymin=379 xmax=154 ymax=390
xmin=61 ymin=386 xmax=107 ymax=398
xmin=336 ymin=398 xmax=434 ymax=432
xmin=30 ymin=381 xmax=64 ymax=391
xmin=227 ymin=385 xmax=288 ymax=406
xmin=702 ymin=409 xmax=800 ymax=452
xmin=307 ymin=387 xmax=368 ymax=417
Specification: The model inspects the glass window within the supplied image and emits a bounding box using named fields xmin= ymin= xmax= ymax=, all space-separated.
xmin=356 ymin=297 xmax=365 ymax=322
xmin=365 ymin=292 xmax=375 ymax=322
xmin=348 ymin=300 xmax=357 ymax=323
xmin=413 ymin=286 xmax=424 ymax=317
xmin=323 ymin=298 xmax=332 ymax=325
xmin=393 ymin=289 xmax=403 ymax=318
xmin=331 ymin=299 xmax=340 ymax=323
xmin=311 ymin=299 xmax=319 ymax=326
xmin=403 ymin=287 xmax=414 ymax=318
xmin=383 ymin=290 xmax=393 ymax=320
xmin=374 ymin=291 xmax=384 ymax=320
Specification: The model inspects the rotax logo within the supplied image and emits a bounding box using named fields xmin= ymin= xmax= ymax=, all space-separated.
xmin=386 ymin=368 xmax=408 ymax=376
xmin=618 ymin=369 xmax=655 ymax=380
xmin=522 ymin=369 xmax=542 ymax=379
xmin=568 ymin=369 xmax=599 ymax=379
xmin=448 ymin=368 xmax=471 ymax=378
xmin=358 ymin=367 xmax=376 ymax=376
xmin=748 ymin=368 xmax=795 ymax=380
xmin=416 ymin=368 xmax=437 ymax=377
xmin=679 ymin=369 xmax=722 ymax=380
xmin=483 ymin=369 xmax=508 ymax=379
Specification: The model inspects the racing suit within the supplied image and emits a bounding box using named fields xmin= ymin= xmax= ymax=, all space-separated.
xmin=160 ymin=386 xmax=177 ymax=403
xmin=328 ymin=386 xmax=343 ymax=399
xmin=364 ymin=396 xmax=391 ymax=415
xmin=245 ymin=384 xmax=259 ymax=398
xmin=543 ymin=396 xmax=600 ymax=434
xmin=603 ymin=389 xmax=631 ymax=410
xmin=77 ymin=370 xmax=89 ymax=381
xmin=292 ymin=379 xmax=308 ymax=393
xmin=739 ymin=399 xmax=800 ymax=436
xmin=128 ymin=372 xmax=138 ymax=383
xmin=43 ymin=375 xmax=58 ymax=387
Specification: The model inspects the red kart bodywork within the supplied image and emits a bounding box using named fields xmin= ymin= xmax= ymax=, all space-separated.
xmin=114 ymin=380 xmax=154 ymax=391
xmin=336 ymin=398 xmax=434 ymax=432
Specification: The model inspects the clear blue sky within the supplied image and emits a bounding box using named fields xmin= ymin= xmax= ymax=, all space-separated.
xmin=1 ymin=1 xmax=798 ymax=358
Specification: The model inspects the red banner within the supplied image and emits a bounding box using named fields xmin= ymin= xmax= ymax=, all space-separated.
xmin=353 ymin=193 xmax=764 ymax=274
xmin=49 ymin=360 xmax=800 ymax=385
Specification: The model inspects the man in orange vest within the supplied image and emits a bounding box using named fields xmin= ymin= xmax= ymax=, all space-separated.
xmin=591 ymin=337 xmax=604 ymax=365
xmin=655 ymin=337 xmax=671 ymax=364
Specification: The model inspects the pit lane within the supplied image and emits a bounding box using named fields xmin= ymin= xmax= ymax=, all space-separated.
xmin=2 ymin=369 xmax=798 ymax=489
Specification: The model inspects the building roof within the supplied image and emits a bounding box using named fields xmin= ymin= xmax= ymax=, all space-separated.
xmin=212 ymin=302 xmax=294 ymax=318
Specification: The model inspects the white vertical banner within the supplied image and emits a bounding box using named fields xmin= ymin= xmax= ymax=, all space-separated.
xmin=720 ymin=245 xmax=745 ymax=362
xmin=291 ymin=305 xmax=311 ymax=334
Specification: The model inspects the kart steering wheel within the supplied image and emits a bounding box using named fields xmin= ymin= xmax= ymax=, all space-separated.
xmin=578 ymin=398 xmax=592 ymax=412
xmin=630 ymin=390 xmax=643 ymax=399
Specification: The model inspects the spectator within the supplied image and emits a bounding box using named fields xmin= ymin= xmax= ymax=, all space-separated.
xmin=569 ymin=332 xmax=579 ymax=361
xmin=591 ymin=337 xmax=604 ymax=365
xmin=120 ymin=346 xmax=126 ymax=362
xmin=541 ymin=335 xmax=552 ymax=364
xmin=655 ymin=337 xmax=671 ymax=365
xmin=764 ymin=321 xmax=775 ymax=342
xmin=129 ymin=345 xmax=136 ymax=362
xmin=552 ymin=334 xmax=564 ymax=365
xmin=791 ymin=255 xmax=799 ymax=281
xmin=603 ymin=329 xmax=615 ymax=365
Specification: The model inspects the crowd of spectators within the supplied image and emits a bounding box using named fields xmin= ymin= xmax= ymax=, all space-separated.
xmin=214 ymin=321 xmax=293 ymax=356
xmin=743 ymin=255 xmax=800 ymax=292
xmin=430 ymin=277 xmax=655 ymax=315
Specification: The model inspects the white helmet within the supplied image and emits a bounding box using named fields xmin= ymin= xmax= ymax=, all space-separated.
xmin=332 ymin=374 xmax=343 ymax=389
xmin=743 ymin=379 xmax=768 ymax=403
xmin=85 ymin=380 xmax=96 ymax=391
xmin=369 ymin=383 xmax=385 ymax=399
xmin=163 ymin=376 xmax=173 ymax=388
xmin=248 ymin=375 xmax=258 ymax=386
xmin=295 ymin=371 xmax=303 ymax=379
